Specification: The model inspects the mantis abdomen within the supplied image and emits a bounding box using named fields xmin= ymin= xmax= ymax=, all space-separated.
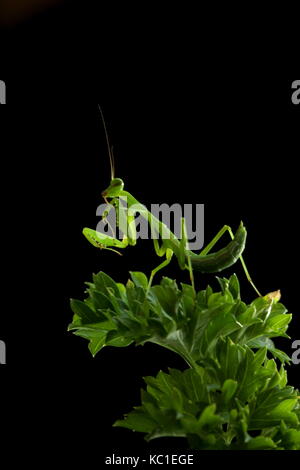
xmin=188 ymin=223 xmax=246 ymax=273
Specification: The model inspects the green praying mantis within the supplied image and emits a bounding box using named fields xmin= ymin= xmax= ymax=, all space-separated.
xmin=83 ymin=107 xmax=261 ymax=296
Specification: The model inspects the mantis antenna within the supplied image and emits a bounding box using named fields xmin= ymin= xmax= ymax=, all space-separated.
xmin=98 ymin=104 xmax=115 ymax=180
xmin=97 ymin=104 xmax=119 ymax=246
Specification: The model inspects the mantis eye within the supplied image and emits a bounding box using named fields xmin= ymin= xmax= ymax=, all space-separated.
xmin=109 ymin=178 xmax=124 ymax=192
xmin=111 ymin=178 xmax=124 ymax=188
xmin=102 ymin=178 xmax=124 ymax=198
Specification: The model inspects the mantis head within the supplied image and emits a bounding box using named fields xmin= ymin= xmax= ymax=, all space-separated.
xmin=102 ymin=178 xmax=124 ymax=198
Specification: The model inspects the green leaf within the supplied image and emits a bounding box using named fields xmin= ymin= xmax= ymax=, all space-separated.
xmin=247 ymin=336 xmax=291 ymax=363
xmin=105 ymin=331 xmax=133 ymax=347
xmin=88 ymin=332 xmax=107 ymax=356
xmin=266 ymin=314 xmax=292 ymax=332
xmin=246 ymin=436 xmax=277 ymax=450
xmin=228 ymin=274 xmax=240 ymax=300
xmin=114 ymin=411 xmax=157 ymax=433
xmin=72 ymin=322 xmax=114 ymax=339
xmin=89 ymin=289 xmax=114 ymax=311
xmin=216 ymin=277 xmax=229 ymax=294
xmin=93 ymin=271 xmax=121 ymax=298
xmin=269 ymin=399 xmax=298 ymax=417
xmin=198 ymin=404 xmax=223 ymax=429
xmin=280 ymin=428 xmax=300 ymax=449
xmin=129 ymin=271 xmax=149 ymax=289
xmin=70 ymin=299 xmax=101 ymax=324
xmin=222 ymin=379 xmax=238 ymax=403
xmin=126 ymin=285 xmax=146 ymax=316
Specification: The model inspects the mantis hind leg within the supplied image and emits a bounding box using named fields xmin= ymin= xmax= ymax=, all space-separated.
xmin=226 ymin=226 xmax=261 ymax=297
xmin=148 ymin=221 xmax=192 ymax=290
xmin=148 ymin=248 xmax=173 ymax=291
xmin=179 ymin=218 xmax=195 ymax=292
xmin=200 ymin=225 xmax=261 ymax=297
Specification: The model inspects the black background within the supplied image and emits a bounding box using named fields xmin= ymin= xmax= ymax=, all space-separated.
xmin=1 ymin=0 xmax=299 ymax=463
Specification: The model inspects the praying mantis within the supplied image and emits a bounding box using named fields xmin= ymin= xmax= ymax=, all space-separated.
xmin=83 ymin=107 xmax=261 ymax=296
